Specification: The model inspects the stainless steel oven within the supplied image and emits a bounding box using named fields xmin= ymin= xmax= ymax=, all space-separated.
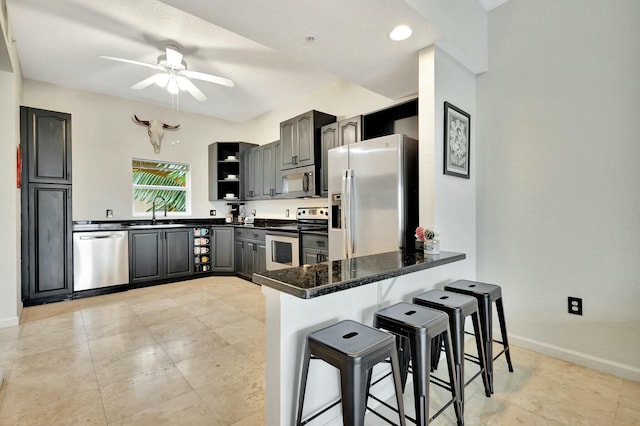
xmin=265 ymin=231 xmax=300 ymax=271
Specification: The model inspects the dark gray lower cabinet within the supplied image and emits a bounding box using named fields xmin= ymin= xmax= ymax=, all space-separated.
xmin=301 ymin=233 xmax=328 ymax=265
xmin=234 ymin=228 xmax=266 ymax=280
xmin=212 ymin=227 xmax=234 ymax=272
xmin=130 ymin=228 xmax=193 ymax=283
xmin=26 ymin=184 xmax=73 ymax=300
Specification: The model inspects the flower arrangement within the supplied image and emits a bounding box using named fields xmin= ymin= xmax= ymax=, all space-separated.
xmin=415 ymin=226 xmax=441 ymax=254
xmin=415 ymin=226 xmax=438 ymax=242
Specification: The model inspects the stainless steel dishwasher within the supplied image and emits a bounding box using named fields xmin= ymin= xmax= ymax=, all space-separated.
xmin=73 ymin=231 xmax=129 ymax=291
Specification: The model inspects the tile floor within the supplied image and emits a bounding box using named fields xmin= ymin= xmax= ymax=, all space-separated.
xmin=0 ymin=276 xmax=637 ymax=425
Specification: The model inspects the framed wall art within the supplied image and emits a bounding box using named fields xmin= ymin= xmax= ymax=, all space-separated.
xmin=443 ymin=101 xmax=471 ymax=179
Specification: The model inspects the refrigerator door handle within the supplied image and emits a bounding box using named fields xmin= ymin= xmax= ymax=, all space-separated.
xmin=345 ymin=169 xmax=354 ymax=257
xmin=341 ymin=170 xmax=349 ymax=259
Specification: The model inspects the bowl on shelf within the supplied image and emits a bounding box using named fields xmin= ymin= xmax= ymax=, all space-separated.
xmin=226 ymin=155 xmax=237 ymax=161
xmin=226 ymin=174 xmax=237 ymax=180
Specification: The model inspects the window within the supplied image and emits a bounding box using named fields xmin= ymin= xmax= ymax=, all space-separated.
xmin=132 ymin=159 xmax=191 ymax=215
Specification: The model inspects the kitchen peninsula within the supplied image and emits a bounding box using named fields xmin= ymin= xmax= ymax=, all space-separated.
xmin=254 ymin=250 xmax=466 ymax=425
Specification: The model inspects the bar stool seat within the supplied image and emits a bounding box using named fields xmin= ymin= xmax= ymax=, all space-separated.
xmin=374 ymin=303 xmax=463 ymax=425
xmin=444 ymin=280 xmax=514 ymax=393
xmin=296 ymin=319 xmax=406 ymax=426
xmin=413 ymin=290 xmax=491 ymax=419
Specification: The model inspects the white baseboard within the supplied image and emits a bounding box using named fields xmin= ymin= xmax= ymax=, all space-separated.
xmin=510 ymin=334 xmax=640 ymax=382
xmin=0 ymin=316 xmax=19 ymax=329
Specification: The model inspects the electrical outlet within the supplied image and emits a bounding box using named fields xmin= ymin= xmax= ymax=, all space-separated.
xmin=106 ymin=209 xmax=113 ymax=218
xmin=568 ymin=297 xmax=582 ymax=315
xmin=210 ymin=209 xmax=216 ymax=216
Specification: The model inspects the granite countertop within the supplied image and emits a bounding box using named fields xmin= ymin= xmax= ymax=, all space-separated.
xmin=72 ymin=218 xmax=297 ymax=232
xmin=253 ymin=250 xmax=466 ymax=299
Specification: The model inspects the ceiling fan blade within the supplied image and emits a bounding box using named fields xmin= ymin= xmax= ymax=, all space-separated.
xmin=176 ymin=76 xmax=207 ymax=101
xmin=100 ymin=55 xmax=164 ymax=71
xmin=165 ymin=45 xmax=183 ymax=67
xmin=181 ymin=70 xmax=235 ymax=87
xmin=131 ymin=74 xmax=170 ymax=90
xmin=131 ymin=75 xmax=158 ymax=90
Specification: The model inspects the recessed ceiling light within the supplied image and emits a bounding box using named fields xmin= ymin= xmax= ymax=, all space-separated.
xmin=389 ymin=25 xmax=413 ymax=41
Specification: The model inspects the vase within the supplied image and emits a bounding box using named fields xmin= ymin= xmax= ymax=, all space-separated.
xmin=415 ymin=240 xmax=424 ymax=251
xmin=423 ymin=239 xmax=440 ymax=255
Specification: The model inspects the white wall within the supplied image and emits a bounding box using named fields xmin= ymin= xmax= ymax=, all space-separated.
xmin=418 ymin=46 xmax=477 ymax=281
xmin=22 ymin=80 xmax=244 ymax=220
xmin=0 ymin=12 xmax=22 ymax=327
xmin=476 ymin=0 xmax=640 ymax=379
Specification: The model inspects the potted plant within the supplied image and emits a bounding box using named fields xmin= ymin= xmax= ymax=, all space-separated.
xmin=415 ymin=226 xmax=440 ymax=255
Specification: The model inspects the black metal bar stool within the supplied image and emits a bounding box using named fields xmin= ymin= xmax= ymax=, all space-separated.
xmin=296 ymin=319 xmax=406 ymax=426
xmin=374 ymin=303 xmax=463 ymax=425
xmin=412 ymin=290 xmax=491 ymax=419
xmin=444 ymin=280 xmax=514 ymax=393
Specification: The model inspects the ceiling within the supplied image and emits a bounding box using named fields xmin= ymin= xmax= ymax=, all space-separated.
xmin=6 ymin=0 xmax=505 ymax=123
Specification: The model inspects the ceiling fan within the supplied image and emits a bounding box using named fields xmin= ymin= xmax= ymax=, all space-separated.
xmin=100 ymin=44 xmax=234 ymax=101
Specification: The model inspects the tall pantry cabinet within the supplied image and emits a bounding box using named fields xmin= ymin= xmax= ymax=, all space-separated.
xmin=20 ymin=107 xmax=73 ymax=305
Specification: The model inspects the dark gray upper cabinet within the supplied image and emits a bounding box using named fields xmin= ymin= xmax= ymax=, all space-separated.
xmin=261 ymin=144 xmax=274 ymax=198
xmin=22 ymin=107 xmax=72 ymax=184
xmin=280 ymin=110 xmax=336 ymax=171
xmin=259 ymin=140 xmax=284 ymax=198
xmin=27 ymin=184 xmax=73 ymax=299
xmin=320 ymin=116 xmax=361 ymax=196
xmin=129 ymin=228 xmax=193 ymax=283
xmin=243 ymin=145 xmax=262 ymax=200
xmin=212 ymin=227 xmax=234 ymax=272
xmin=320 ymin=123 xmax=338 ymax=197
xmin=338 ymin=115 xmax=362 ymax=146
xmin=208 ymin=141 xmax=257 ymax=201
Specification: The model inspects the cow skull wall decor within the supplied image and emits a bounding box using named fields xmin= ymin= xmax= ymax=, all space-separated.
xmin=132 ymin=115 xmax=180 ymax=154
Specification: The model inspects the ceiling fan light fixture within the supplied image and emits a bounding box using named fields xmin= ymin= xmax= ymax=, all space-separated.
xmin=167 ymin=77 xmax=179 ymax=95
xmin=153 ymin=73 xmax=170 ymax=87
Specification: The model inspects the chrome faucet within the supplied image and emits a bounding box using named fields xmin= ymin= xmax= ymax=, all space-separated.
xmin=152 ymin=195 xmax=167 ymax=224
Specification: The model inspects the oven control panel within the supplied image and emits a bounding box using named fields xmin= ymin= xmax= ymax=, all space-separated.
xmin=297 ymin=207 xmax=329 ymax=221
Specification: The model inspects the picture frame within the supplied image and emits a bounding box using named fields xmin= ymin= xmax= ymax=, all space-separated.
xmin=443 ymin=102 xmax=471 ymax=179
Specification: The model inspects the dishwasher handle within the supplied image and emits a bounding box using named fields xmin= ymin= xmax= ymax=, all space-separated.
xmin=79 ymin=234 xmax=124 ymax=240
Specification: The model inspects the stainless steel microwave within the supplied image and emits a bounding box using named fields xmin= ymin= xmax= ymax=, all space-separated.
xmin=282 ymin=165 xmax=318 ymax=198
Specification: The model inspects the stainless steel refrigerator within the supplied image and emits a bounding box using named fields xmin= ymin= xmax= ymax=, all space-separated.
xmin=328 ymin=134 xmax=419 ymax=260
